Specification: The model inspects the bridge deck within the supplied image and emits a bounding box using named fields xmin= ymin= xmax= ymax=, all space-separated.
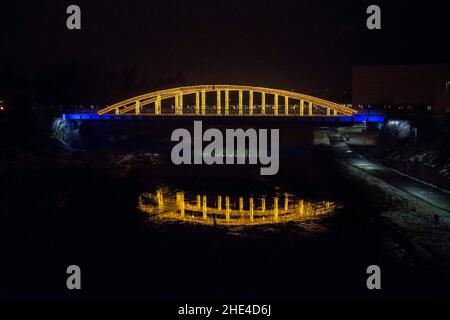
xmin=62 ymin=113 xmax=385 ymax=124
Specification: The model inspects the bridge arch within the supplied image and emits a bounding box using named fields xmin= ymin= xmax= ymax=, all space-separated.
xmin=97 ymin=85 xmax=357 ymax=117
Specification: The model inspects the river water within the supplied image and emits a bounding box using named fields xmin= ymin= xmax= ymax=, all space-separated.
xmin=1 ymin=138 xmax=448 ymax=299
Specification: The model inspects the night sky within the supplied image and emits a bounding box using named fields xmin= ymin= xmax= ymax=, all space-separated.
xmin=1 ymin=0 xmax=449 ymax=103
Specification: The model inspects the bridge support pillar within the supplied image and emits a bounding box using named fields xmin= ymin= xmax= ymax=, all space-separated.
xmin=157 ymin=190 xmax=164 ymax=210
xmin=217 ymin=195 xmax=222 ymax=212
xmin=201 ymin=90 xmax=206 ymax=115
xmin=225 ymin=90 xmax=229 ymax=115
xmin=261 ymin=197 xmax=266 ymax=212
xmin=115 ymin=108 xmax=120 ymax=115
xmin=274 ymin=93 xmax=278 ymax=115
xmin=195 ymin=92 xmax=200 ymax=115
xmin=181 ymin=192 xmax=185 ymax=217
xmin=261 ymin=92 xmax=266 ymax=115
xmin=216 ymin=90 xmax=221 ymax=115
xmin=284 ymin=96 xmax=289 ymax=115
xmin=179 ymin=93 xmax=183 ymax=115
xmin=284 ymin=194 xmax=289 ymax=211
xmin=177 ymin=192 xmax=185 ymax=218
xmin=333 ymin=109 xmax=338 ymax=116
xmin=298 ymin=200 xmax=304 ymax=215
xmin=225 ymin=196 xmax=230 ymax=221
xmin=309 ymin=102 xmax=313 ymax=116
xmin=300 ymin=100 xmax=304 ymax=116
xmin=175 ymin=95 xmax=179 ymax=115
xmin=202 ymin=195 xmax=207 ymax=219
xmin=249 ymin=197 xmax=254 ymax=221
xmin=135 ymin=100 xmax=141 ymax=115
xmin=238 ymin=90 xmax=243 ymax=115
xmin=274 ymin=197 xmax=279 ymax=221
xmin=327 ymin=107 xmax=330 ymax=116
xmin=249 ymin=90 xmax=253 ymax=116
xmin=155 ymin=96 xmax=161 ymax=115
xmin=239 ymin=197 xmax=244 ymax=220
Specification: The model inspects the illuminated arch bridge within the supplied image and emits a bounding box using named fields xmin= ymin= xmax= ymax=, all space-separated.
xmin=98 ymin=85 xmax=357 ymax=117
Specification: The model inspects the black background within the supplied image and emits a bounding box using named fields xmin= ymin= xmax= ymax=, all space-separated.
xmin=1 ymin=0 xmax=449 ymax=105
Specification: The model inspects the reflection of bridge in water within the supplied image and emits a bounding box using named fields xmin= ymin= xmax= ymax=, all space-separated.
xmin=138 ymin=189 xmax=340 ymax=226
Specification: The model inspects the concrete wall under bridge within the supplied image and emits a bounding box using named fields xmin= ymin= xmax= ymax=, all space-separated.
xmin=51 ymin=114 xmax=383 ymax=178
xmin=53 ymin=114 xmax=383 ymax=152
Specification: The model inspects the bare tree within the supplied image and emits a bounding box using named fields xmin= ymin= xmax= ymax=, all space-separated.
xmin=385 ymin=120 xmax=410 ymax=144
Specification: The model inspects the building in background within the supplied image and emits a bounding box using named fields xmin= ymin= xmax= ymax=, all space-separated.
xmin=352 ymin=64 xmax=450 ymax=114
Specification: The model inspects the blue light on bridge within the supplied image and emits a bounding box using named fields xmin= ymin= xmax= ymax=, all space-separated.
xmin=62 ymin=113 xmax=128 ymax=120
xmin=367 ymin=116 xmax=385 ymax=123
xmin=61 ymin=113 xmax=385 ymax=123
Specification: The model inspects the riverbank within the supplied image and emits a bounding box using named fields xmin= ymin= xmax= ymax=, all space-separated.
xmin=351 ymin=114 xmax=450 ymax=190
xmin=330 ymin=134 xmax=450 ymax=275
xmin=352 ymin=144 xmax=450 ymax=190
xmin=340 ymin=162 xmax=450 ymax=270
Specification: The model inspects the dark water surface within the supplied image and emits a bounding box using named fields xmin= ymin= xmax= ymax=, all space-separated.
xmin=1 ymin=144 xmax=448 ymax=300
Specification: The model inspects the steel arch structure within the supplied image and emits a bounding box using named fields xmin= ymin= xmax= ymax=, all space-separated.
xmin=97 ymin=85 xmax=357 ymax=117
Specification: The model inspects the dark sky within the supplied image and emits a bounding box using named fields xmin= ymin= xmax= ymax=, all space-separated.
xmin=1 ymin=0 xmax=449 ymax=98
